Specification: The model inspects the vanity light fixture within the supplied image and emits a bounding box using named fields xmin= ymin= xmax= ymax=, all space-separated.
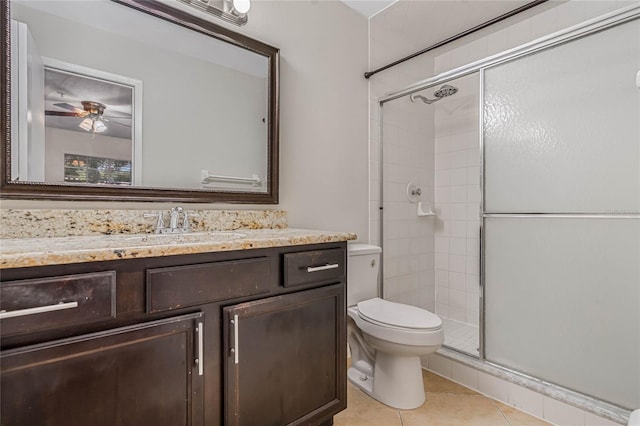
xmin=177 ymin=0 xmax=251 ymax=26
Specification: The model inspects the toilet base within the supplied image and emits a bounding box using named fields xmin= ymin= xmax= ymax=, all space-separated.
xmin=347 ymin=365 xmax=374 ymax=395
xmin=347 ymin=353 xmax=426 ymax=410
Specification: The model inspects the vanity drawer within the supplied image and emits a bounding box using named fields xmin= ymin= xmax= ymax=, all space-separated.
xmin=0 ymin=271 xmax=117 ymax=336
xmin=283 ymin=248 xmax=345 ymax=288
xmin=146 ymin=257 xmax=272 ymax=313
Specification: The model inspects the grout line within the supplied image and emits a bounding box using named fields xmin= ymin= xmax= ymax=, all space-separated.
xmin=426 ymin=368 xmax=552 ymax=425
xmin=397 ymin=409 xmax=404 ymax=426
xmin=493 ymin=399 xmax=515 ymax=426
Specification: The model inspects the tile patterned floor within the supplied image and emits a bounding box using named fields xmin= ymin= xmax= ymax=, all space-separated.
xmin=334 ymin=369 xmax=551 ymax=426
xmin=441 ymin=317 xmax=480 ymax=356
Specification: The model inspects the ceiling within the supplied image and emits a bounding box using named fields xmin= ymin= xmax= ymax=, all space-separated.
xmin=45 ymin=68 xmax=133 ymax=140
xmin=342 ymin=0 xmax=549 ymax=62
xmin=341 ymin=0 xmax=397 ymax=18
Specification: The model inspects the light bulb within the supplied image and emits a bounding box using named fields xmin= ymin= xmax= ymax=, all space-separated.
xmin=232 ymin=0 xmax=250 ymax=14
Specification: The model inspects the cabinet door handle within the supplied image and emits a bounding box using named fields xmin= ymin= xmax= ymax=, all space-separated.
xmin=306 ymin=263 xmax=340 ymax=273
xmin=230 ymin=314 xmax=239 ymax=364
xmin=0 ymin=301 xmax=79 ymax=320
xmin=195 ymin=321 xmax=204 ymax=376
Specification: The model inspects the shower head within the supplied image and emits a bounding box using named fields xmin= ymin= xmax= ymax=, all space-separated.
xmin=433 ymin=84 xmax=458 ymax=98
xmin=410 ymin=84 xmax=459 ymax=104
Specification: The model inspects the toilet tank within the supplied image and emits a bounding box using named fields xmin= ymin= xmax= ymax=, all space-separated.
xmin=347 ymin=244 xmax=382 ymax=306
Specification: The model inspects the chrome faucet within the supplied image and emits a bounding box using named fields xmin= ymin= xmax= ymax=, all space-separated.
xmin=143 ymin=211 xmax=166 ymax=234
xmin=169 ymin=206 xmax=183 ymax=230
xmin=145 ymin=206 xmax=199 ymax=234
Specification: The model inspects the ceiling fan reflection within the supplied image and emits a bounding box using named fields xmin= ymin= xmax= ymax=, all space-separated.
xmin=45 ymin=100 xmax=131 ymax=134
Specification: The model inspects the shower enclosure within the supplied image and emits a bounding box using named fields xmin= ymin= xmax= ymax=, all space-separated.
xmin=381 ymin=72 xmax=482 ymax=356
xmin=378 ymin=6 xmax=639 ymax=417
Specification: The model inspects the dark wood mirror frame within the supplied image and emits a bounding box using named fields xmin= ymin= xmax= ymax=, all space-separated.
xmin=0 ymin=0 xmax=279 ymax=203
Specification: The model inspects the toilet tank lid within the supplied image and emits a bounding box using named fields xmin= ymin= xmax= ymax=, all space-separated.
xmin=348 ymin=243 xmax=381 ymax=255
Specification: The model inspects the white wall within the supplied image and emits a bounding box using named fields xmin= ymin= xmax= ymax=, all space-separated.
xmin=44 ymin=127 xmax=132 ymax=183
xmin=238 ymin=1 xmax=369 ymax=236
xmin=5 ymin=1 xmax=370 ymax=239
xmin=368 ymin=5 xmax=438 ymax=312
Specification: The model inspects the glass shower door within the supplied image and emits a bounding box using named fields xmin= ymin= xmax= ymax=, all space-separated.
xmin=482 ymin=17 xmax=640 ymax=410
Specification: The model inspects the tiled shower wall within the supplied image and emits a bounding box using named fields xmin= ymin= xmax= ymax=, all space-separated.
xmin=369 ymin=13 xmax=437 ymax=311
xmin=432 ymin=74 xmax=481 ymax=326
xmin=380 ymin=96 xmax=435 ymax=309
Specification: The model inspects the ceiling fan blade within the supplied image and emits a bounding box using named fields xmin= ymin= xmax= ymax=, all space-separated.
xmin=102 ymin=113 xmax=132 ymax=120
xmin=109 ymin=120 xmax=132 ymax=128
xmin=45 ymin=110 xmax=82 ymax=117
xmin=53 ymin=102 xmax=84 ymax=113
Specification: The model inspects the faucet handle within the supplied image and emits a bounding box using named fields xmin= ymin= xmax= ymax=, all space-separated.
xmin=144 ymin=212 xmax=165 ymax=234
xmin=182 ymin=210 xmax=200 ymax=231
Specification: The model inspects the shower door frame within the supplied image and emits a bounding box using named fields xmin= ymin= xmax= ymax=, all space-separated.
xmin=377 ymin=4 xmax=640 ymax=423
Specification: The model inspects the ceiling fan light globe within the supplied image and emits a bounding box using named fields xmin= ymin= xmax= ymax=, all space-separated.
xmin=93 ymin=120 xmax=108 ymax=133
xmin=79 ymin=118 xmax=94 ymax=132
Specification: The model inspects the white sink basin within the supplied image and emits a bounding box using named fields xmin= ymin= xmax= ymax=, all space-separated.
xmin=122 ymin=231 xmax=247 ymax=245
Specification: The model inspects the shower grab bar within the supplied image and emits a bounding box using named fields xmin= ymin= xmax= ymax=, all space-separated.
xmin=201 ymin=170 xmax=261 ymax=187
xmin=0 ymin=301 xmax=79 ymax=319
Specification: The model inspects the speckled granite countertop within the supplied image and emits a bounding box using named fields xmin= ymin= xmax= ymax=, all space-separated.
xmin=0 ymin=228 xmax=357 ymax=269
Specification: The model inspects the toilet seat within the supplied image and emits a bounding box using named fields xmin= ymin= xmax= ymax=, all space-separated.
xmin=348 ymin=302 xmax=444 ymax=348
xmin=357 ymin=298 xmax=442 ymax=331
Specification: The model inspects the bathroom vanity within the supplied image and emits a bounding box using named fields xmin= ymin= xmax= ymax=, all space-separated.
xmin=0 ymin=229 xmax=353 ymax=426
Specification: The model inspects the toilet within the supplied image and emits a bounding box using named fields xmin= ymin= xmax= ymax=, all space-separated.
xmin=347 ymin=243 xmax=444 ymax=410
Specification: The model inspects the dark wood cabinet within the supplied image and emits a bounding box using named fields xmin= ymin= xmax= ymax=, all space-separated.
xmin=1 ymin=312 xmax=204 ymax=426
xmin=0 ymin=271 xmax=116 ymax=336
xmin=0 ymin=242 xmax=347 ymax=425
xmin=224 ymin=284 xmax=346 ymax=426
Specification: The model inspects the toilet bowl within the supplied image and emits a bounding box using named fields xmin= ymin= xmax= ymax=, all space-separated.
xmin=347 ymin=244 xmax=444 ymax=410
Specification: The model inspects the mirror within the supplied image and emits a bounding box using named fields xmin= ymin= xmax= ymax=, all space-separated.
xmin=1 ymin=0 xmax=279 ymax=203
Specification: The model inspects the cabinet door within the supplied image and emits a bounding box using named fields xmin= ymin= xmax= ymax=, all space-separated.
xmin=224 ymin=284 xmax=346 ymax=426
xmin=1 ymin=312 xmax=205 ymax=426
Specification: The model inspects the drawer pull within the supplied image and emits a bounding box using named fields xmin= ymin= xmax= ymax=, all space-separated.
xmin=231 ymin=314 xmax=239 ymax=364
xmin=195 ymin=321 xmax=204 ymax=376
xmin=306 ymin=264 xmax=340 ymax=273
xmin=0 ymin=301 xmax=79 ymax=320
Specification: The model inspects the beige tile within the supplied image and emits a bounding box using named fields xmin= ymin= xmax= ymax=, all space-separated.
xmin=423 ymin=370 xmax=478 ymax=395
xmin=401 ymin=393 xmax=510 ymax=426
xmin=333 ymin=382 xmax=402 ymax=426
xmin=338 ymin=365 xmax=552 ymax=426
xmin=495 ymin=401 xmax=552 ymax=426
